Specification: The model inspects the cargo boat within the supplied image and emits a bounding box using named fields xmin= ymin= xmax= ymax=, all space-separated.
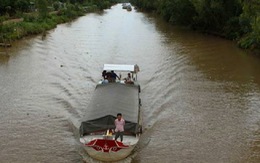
xmin=79 ymin=64 xmax=142 ymax=161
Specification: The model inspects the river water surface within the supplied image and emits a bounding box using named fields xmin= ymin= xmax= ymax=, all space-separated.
xmin=0 ymin=4 xmax=260 ymax=163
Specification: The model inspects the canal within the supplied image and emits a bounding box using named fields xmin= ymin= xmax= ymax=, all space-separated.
xmin=0 ymin=4 xmax=259 ymax=163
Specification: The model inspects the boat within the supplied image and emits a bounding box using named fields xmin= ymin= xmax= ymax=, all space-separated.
xmin=122 ymin=3 xmax=132 ymax=11
xmin=122 ymin=3 xmax=127 ymax=9
xmin=127 ymin=5 xmax=132 ymax=11
xmin=79 ymin=64 xmax=142 ymax=162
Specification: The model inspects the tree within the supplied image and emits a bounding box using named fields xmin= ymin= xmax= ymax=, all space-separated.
xmin=38 ymin=0 xmax=48 ymax=19
xmin=239 ymin=0 xmax=260 ymax=48
xmin=53 ymin=1 xmax=60 ymax=11
xmin=15 ymin=0 xmax=30 ymax=12
xmin=0 ymin=0 xmax=17 ymax=16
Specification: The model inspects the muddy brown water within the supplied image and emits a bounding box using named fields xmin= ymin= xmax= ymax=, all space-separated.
xmin=0 ymin=4 xmax=259 ymax=163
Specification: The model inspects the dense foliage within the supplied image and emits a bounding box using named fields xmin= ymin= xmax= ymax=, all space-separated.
xmin=0 ymin=0 xmax=118 ymax=41
xmin=0 ymin=0 xmax=119 ymax=15
xmin=131 ymin=0 xmax=260 ymax=50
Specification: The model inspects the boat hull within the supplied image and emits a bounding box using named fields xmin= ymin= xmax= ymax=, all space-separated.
xmin=84 ymin=143 xmax=136 ymax=161
xmin=80 ymin=135 xmax=139 ymax=161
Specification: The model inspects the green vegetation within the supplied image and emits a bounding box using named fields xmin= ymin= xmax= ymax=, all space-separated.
xmin=0 ymin=0 xmax=118 ymax=41
xmin=131 ymin=0 xmax=260 ymax=51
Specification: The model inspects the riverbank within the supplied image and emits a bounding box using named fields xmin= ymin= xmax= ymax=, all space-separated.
xmin=0 ymin=1 xmax=116 ymax=45
xmin=132 ymin=0 xmax=260 ymax=54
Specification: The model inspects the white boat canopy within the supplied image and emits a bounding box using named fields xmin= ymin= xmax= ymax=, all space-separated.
xmin=103 ymin=64 xmax=140 ymax=73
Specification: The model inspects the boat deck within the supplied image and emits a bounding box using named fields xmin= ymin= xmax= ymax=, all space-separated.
xmin=80 ymin=135 xmax=139 ymax=146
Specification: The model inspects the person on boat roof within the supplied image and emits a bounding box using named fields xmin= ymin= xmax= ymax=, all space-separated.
xmin=114 ymin=113 xmax=125 ymax=142
xmin=111 ymin=70 xmax=120 ymax=82
xmin=124 ymin=73 xmax=134 ymax=84
xmin=102 ymin=70 xmax=109 ymax=84
xmin=102 ymin=70 xmax=107 ymax=80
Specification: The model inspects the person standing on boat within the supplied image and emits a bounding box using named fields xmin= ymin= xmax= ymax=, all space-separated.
xmin=114 ymin=113 xmax=125 ymax=142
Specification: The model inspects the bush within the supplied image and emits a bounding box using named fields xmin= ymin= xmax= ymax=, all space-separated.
xmin=223 ymin=17 xmax=242 ymax=39
xmin=238 ymin=34 xmax=256 ymax=49
xmin=23 ymin=13 xmax=38 ymax=22
xmin=20 ymin=22 xmax=44 ymax=34
xmin=53 ymin=2 xmax=60 ymax=11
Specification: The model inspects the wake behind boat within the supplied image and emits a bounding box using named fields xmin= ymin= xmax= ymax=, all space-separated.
xmin=79 ymin=64 xmax=142 ymax=162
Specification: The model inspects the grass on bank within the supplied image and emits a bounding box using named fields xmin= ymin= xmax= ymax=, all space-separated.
xmin=0 ymin=2 xmax=112 ymax=41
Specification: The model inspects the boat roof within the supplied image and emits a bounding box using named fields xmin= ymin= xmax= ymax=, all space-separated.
xmin=103 ymin=64 xmax=140 ymax=73
xmin=80 ymin=83 xmax=140 ymax=135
